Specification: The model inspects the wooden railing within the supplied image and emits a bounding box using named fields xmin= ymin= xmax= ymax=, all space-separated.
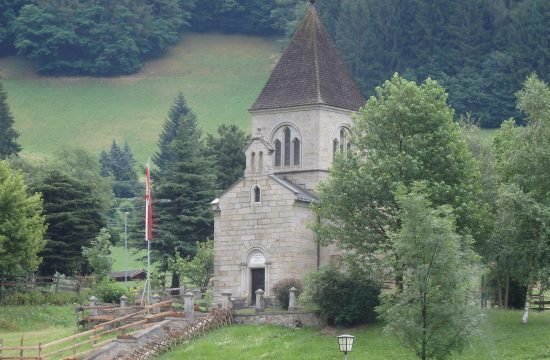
xmin=0 ymin=300 xmax=175 ymax=360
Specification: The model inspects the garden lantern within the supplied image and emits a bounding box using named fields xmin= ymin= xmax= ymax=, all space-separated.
xmin=337 ymin=334 xmax=355 ymax=360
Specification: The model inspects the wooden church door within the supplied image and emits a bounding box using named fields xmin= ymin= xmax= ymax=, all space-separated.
xmin=251 ymin=268 xmax=265 ymax=305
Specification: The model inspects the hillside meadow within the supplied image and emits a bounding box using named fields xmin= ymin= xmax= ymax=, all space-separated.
xmin=0 ymin=33 xmax=281 ymax=163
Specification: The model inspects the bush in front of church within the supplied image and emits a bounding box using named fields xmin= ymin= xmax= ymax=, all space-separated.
xmin=301 ymin=266 xmax=380 ymax=326
xmin=272 ymin=278 xmax=303 ymax=309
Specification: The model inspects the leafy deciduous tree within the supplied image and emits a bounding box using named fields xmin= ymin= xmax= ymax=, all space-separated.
xmin=0 ymin=160 xmax=46 ymax=274
xmin=378 ymin=184 xmax=480 ymax=360
xmin=313 ymin=74 xmax=484 ymax=276
xmin=491 ymin=74 xmax=550 ymax=323
xmin=82 ymin=228 xmax=113 ymax=279
xmin=168 ymin=239 xmax=213 ymax=293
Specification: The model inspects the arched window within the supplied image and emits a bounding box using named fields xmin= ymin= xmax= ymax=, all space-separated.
xmin=293 ymin=138 xmax=300 ymax=165
xmin=274 ymin=140 xmax=281 ymax=167
xmin=250 ymin=152 xmax=256 ymax=172
xmin=334 ymin=127 xmax=351 ymax=158
xmin=254 ymin=185 xmax=261 ymax=203
xmin=272 ymin=124 xmax=301 ymax=168
xmin=284 ymin=127 xmax=291 ymax=166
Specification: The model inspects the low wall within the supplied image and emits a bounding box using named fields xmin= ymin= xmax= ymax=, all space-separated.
xmin=234 ymin=311 xmax=325 ymax=328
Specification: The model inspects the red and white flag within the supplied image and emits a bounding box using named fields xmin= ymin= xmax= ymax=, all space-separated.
xmin=145 ymin=162 xmax=153 ymax=241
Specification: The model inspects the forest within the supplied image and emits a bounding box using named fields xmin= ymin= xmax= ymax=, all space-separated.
xmin=0 ymin=0 xmax=548 ymax=127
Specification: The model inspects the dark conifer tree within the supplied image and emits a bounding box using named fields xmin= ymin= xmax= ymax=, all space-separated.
xmin=32 ymin=169 xmax=105 ymax=275
xmin=206 ymin=124 xmax=249 ymax=190
xmin=99 ymin=140 xmax=139 ymax=197
xmin=152 ymin=93 xmax=217 ymax=288
xmin=0 ymin=81 xmax=21 ymax=159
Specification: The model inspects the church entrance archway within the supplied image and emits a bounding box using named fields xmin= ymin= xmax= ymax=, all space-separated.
xmin=242 ymin=247 xmax=270 ymax=305
xmin=251 ymin=268 xmax=265 ymax=305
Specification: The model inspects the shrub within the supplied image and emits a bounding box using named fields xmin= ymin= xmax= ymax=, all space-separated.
xmin=93 ymin=279 xmax=130 ymax=303
xmin=301 ymin=266 xmax=380 ymax=326
xmin=272 ymin=278 xmax=302 ymax=309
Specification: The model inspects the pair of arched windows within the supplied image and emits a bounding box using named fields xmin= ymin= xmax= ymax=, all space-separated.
xmin=250 ymin=151 xmax=264 ymax=172
xmin=333 ymin=127 xmax=351 ymax=157
xmin=274 ymin=126 xmax=301 ymax=167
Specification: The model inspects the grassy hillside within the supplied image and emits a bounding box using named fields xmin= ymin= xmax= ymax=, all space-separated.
xmin=0 ymin=33 xmax=280 ymax=163
xmin=159 ymin=310 xmax=550 ymax=360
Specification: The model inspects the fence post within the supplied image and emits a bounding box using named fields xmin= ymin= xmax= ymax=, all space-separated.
xmin=152 ymin=294 xmax=161 ymax=314
xmin=38 ymin=342 xmax=42 ymax=360
xmin=255 ymin=289 xmax=265 ymax=314
xmin=20 ymin=335 xmax=24 ymax=358
xmin=54 ymin=274 xmax=59 ymax=294
xmin=288 ymin=287 xmax=297 ymax=312
xmin=184 ymin=292 xmax=194 ymax=322
xmin=0 ymin=338 xmax=3 ymax=358
xmin=89 ymin=296 xmax=98 ymax=316
xmin=120 ymin=295 xmax=129 ymax=308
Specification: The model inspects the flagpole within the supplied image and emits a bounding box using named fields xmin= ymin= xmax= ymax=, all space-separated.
xmin=142 ymin=161 xmax=152 ymax=308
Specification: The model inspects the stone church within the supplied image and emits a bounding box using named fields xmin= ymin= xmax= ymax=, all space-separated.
xmin=211 ymin=2 xmax=365 ymax=307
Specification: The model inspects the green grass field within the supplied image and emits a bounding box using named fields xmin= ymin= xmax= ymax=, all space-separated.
xmin=110 ymin=245 xmax=147 ymax=272
xmin=159 ymin=310 xmax=550 ymax=360
xmin=0 ymin=305 xmax=75 ymax=349
xmin=0 ymin=33 xmax=280 ymax=163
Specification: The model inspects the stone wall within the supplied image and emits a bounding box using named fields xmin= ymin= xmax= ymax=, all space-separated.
xmin=234 ymin=311 xmax=325 ymax=328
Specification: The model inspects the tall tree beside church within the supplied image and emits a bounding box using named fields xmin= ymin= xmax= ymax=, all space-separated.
xmin=313 ymin=74 xmax=485 ymax=275
xmin=152 ymin=93 xmax=217 ymax=287
xmin=206 ymin=124 xmax=248 ymax=190
xmin=32 ymin=169 xmax=105 ymax=275
xmin=378 ymin=184 xmax=480 ymax=360
xmin=0 ymin=81 xmax=22 ymax=159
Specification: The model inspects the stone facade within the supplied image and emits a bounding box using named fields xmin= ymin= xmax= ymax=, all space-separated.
xmin=211 ymin=4 xmax=364 ymax=306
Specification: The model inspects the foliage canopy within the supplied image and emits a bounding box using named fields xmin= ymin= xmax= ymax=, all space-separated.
xmin=0 ymin=161 xmax=46 ymax=274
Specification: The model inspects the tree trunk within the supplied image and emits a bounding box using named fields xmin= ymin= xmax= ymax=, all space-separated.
xmin=171 ymin=272 xmax=180 ymax=295
xmin=521 ymin=284 xmax=531 ymax=324
xmin=480 ymin=275 xmax=486 ymax=309
xmin=497 ymin=277 xmax=503 ymax=308
xmin=504 ymin=276 xmax=510 ymax=310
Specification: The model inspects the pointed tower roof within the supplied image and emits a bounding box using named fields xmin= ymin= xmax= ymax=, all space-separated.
xmin=250 ymin=4 xmax=365 ymax=112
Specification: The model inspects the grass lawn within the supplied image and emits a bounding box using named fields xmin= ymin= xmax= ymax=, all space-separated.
xmin=0 ymin=305 xmax=76 ymax=348
xmin=158 ymin=310 xmax=550 ymax=360
xmin=0 ymin=33 xmax=280 ymax=163
xmin=110 ymin=245 xmax=147 ymax=272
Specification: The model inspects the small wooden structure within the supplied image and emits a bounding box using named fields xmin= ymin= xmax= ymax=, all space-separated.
xmin=109 ymin=269 xmax=147 ymax=282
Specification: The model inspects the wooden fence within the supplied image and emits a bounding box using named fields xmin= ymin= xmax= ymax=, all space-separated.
xmin=0 ymin=275 xmax=93 ymax=300
xmin=0 ymin=300 xmax=176 ymax=360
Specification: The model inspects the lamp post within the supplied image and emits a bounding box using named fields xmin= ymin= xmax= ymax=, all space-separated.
xmin=124 ymin=212 xmax=129 ymax=287
xmin=337 ymin=334 xmax=355 ymax=360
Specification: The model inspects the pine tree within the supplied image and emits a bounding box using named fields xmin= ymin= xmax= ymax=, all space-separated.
xmin=152 ymin=93 xmax=217 ymax=287
xmin=99 ymin=140 xmax=139 ymax=197
xmin=0 ymin=81 xmax=21 ymax=158
xmin=32 ymin=169 xmax=105 ymax=275
xmin=206 ymin=124 xmax=248 ymax=190
xmin=153 ymin=93 xmax=194 ymax=171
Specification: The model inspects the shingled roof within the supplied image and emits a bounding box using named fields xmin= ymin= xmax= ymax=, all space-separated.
xmin=250 ymin=4 xmax=365 ymax=112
